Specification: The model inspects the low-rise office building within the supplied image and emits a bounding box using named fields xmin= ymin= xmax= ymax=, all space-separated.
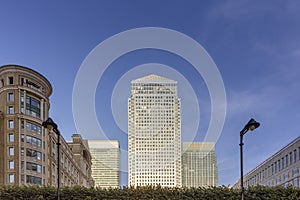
xmin=234 ymin=136 xmax=300 ymax=188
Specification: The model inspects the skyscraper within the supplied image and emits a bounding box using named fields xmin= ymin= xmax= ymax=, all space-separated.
xmin=88 ymin=140 xmax=119 ymax=188
xmin=182 ymin=142 xmax=218 ymax=187
xmin=128 ymin=74 xmax=181 ymax=187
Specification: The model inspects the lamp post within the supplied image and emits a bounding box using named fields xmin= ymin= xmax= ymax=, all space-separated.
xmin=42 ymin=118 xmax=61 ymax=200
xmin=240 ymin=118 xmax=260 ymax=200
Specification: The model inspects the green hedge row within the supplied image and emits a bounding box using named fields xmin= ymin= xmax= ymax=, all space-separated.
xmin=0 ymin=185 xmax=299 ymax=200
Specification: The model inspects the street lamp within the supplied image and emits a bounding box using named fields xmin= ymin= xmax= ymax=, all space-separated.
xmin=240 ymin=118 xmax=260 ymax=200
xmin=42 ymin=117 xmax=61 ymax=200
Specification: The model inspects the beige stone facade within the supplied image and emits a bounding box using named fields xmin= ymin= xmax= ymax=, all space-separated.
xmin=67 ymin=134 xmax=93 ymax=187
xmin=0 ymin=64 xmax=93 ymax=187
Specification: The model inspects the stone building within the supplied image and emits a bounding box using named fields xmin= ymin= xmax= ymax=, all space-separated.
xmin=0 ymin=64 xmax=93 ymax=187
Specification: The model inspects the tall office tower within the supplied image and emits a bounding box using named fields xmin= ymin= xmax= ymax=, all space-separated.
xmin=88 ymin=140 xmax=120 ymax=188
xmin=182 ymin=142 xmax=218 ymax=187
xmin=128 ymin=74 xmax=181 ymax=187
xmin=0 ymin=65 xmax=52 ymax=186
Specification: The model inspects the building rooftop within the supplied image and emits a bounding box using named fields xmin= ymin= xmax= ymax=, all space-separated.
xmin=88 ymin=140 xmax=119 ymax=149
xmin=131 ymin=74 xmax=177 ymax=84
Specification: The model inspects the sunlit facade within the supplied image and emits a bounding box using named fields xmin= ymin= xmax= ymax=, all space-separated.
xmin=0 ymin=65 xmax=52 ymax=186
xmin=128 ymin=74 xmax=181 ymax=187
xmin=88 ymin=140 xmax=119 ymax=188
xmin=0 ymin=65 xmax=93 ymax=187
xmin=234 ymin=136 xmax=300 ymax=188
xmin=182 ymin=142 xmax=218 ymax=187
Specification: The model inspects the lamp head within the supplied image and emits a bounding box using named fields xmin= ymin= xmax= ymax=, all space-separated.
xmin=42 ymin=117 xmax=58 ymax=131
xmin=245 ymin=118 xmax=260 ymax=131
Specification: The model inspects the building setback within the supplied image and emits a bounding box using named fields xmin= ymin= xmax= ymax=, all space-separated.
xmin=182 ymin=142 xmax=218 ymax=188
xmin=128 ymin=74 xmax=181 ymax=187
xmin=0 ymin=64 xmax=93 ymax=187
xmin=234 ymin=136 xmax=300 ymax=188
xmin=88 ymin=140 xmax=119 ymax=188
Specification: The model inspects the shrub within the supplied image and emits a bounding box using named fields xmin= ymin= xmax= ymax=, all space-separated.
xmin=0 ymin=185 xmax=299 ymax=200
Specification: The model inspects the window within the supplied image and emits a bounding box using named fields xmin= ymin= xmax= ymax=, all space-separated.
xmin=293 ymin=169 xmax=299 ymax=176
xmin=26 ymin=122 xmax=41 ymax=134
xmin=8 ymin=133 xmax=14 ymax=142
xmin=8 ymin=106 xmax=14 ymax=114
xmin=26 ymin=175 xmax=42 ymax=185
xmin=8 ymin=77 xmax=13 ymax=85
xmin=26 ymin=149 xmax=42 ymax=160
xmin=21 ymin=120 xmax=24 ymax=129
xmin=284 ymin=182 xmax=289 ymax=188
xmin=9 ymin=161 xmax=14 ymax=169
xmin=21 ymin=175 xmax=24 ymax=184
xmin=8 ymin=93 xmax=14 ymax=101
xmin=26 ymin=96 xmax=40 ymax=118
xmin=26 ymin=136 xmax=42 ymax=147
xmin=9 ymin=147 xmax=14 ymax=156
xmin=8 ymin=120 xmax=14 ymax=129
xmin=294 ymin=178 xmax=299 ymax=186
xmin=9 ymin=174 xmax=14 ymax=184
xmin=20 ymin=92 xmax=24 ymax=114
xmin=26 ymin=162 xmax=42 ymax=173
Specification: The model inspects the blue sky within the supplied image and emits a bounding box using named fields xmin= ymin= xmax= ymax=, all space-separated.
xmin=1 ymin=1 xmax=300 ymax=186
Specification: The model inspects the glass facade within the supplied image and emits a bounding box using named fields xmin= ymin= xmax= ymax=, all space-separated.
xmin=88 ymin=140 xmax=119 ymax=188
xmin=26 ymin=96 xmax=41 ymax=118
xmin=182 ymin=142 xmax=218 ymax=187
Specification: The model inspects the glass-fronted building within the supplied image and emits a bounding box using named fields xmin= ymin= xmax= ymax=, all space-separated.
xmin=88 ymin=140 xmax=119 ymax=188
xmin=182 ymin=142 xmax=218 ymax=187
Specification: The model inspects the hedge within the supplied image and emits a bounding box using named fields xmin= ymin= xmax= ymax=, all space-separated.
xmin=0 ymin=185 xmax=299 ymax=200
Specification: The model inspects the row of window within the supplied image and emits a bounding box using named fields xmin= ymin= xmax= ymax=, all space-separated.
xmin=26 ymin=121 xmax=42 ymax=134
xmin=134 ymin=182 xmax=176 ymax=186
xmin=26 ymin=162 xmax=42 ymax=173
xmin=26 ymin=148 xmax=42 ymax=160
xmin=21 ymin=135 xmax=42 ymax=147
xmin=8 ymin=174 xmax=44 ymax=185
xmin=7 ymin=120 xmax=42 ymax=133
xmin=1 ymin=76 xmax=42 ymax=90
xmin=8 ymin=149 xmax=42 ymax=170
xmin=244 ymin=146 xmax=300 ymax=187
xmin=7 ymin=92 xmax=42 ymax=119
